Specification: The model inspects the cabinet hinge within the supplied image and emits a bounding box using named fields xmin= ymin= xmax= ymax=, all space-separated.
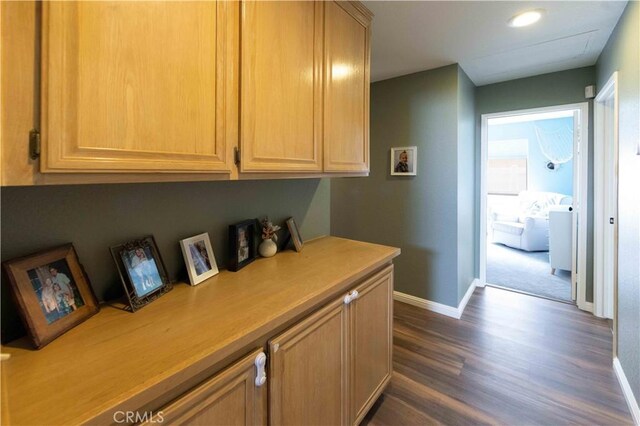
xmin=234 ymin=147 xmax=240 ymax=166
xmin=29 ymin=129 xmax=41 ymax=160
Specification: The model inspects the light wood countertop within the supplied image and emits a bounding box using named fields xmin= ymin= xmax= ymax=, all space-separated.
xmin=2 ymin=236 xmax=400 ymax=425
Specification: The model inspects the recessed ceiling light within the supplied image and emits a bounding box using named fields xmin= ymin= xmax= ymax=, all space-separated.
xmin=508 ymin=9 xmax=545 ymax=28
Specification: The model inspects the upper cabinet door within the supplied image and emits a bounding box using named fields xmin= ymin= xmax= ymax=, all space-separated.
xmin=240 ymin=1 xmax=323 ymax=173
xmin=41 ymin=1 xmax=235 ymax=173
xmin=324 ymin=1 xmax=371 ymax=173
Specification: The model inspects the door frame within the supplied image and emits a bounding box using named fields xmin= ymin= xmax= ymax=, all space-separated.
xmin=479 ymin=102 xmax=590 ymax=311
xmin=593 ymin=72 xmax=618 ymax=322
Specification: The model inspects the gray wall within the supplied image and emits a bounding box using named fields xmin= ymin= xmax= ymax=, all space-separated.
xmin=596 ymin=0 xmax=640 ymax=405
xmin=1 ymin=179 xmax=330 ymax=341
xmin=457 ymin=68 xmax=477 ymax=303
xmin=332 ymin=64 xmax=475 ymax=307
xmin=475 ymin=66 xmax=597 ymax=302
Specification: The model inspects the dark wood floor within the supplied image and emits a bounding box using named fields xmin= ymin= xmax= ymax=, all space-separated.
xmin=363 ymin=286 xmax=632 ymax=425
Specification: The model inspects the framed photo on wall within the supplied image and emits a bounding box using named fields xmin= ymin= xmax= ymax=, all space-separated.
xmin=390 ymin=146 xmax=417 ymax=176
xmin=2 ymin=244 xmax=100 ymax=349
xmin=180 ymin=233 xmax=219 ymax=285
xmin=229 ymin=220 xmax=257 ymax=272
xmin=110 ymin=236 xmax=172 ymax=312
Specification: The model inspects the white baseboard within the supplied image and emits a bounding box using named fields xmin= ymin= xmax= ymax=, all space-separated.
xmin=581 ymin=301 xmax=594 ymax=313
xmin=614 ymin=357 xmax=640 ymax=425
xmin=458 ymin=278 xmax=478 ymax=315
xmin=394 ymin=278 xmax=478 ymax=320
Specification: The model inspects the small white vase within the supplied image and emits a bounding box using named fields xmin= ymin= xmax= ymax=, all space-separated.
xmin=259 ymin=239 xmax=278 ymax=258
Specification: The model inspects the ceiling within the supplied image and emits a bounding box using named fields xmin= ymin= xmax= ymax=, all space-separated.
xmin=364 ymin=1 xmax=628 ymax=85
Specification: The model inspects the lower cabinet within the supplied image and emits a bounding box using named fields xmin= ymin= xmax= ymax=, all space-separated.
xmin=150 ymin=266 xmax=393 ymax=426
xmin=268 ymin=296 xmax=349 ymax=425
xmin=351 ymin=268 xmax=393 ymax=424
xmin=269 ymin=265 xmax=393 ymax=425
xmin=150 ymin=349 xmax=267 ymax=425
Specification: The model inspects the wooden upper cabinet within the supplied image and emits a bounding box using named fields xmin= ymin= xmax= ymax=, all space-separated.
xmin=240 ymin=1 xmax=323 ymax=173
xmin=324 ymin=1 xmax=371 ymax=173
xmin=41 ymin=1 xmax=235 ymax=173
xmin=19 ymin=0 xmax=371 ymax=180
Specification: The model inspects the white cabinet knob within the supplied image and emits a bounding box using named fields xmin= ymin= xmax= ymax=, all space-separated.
xmin=255 ymin=352 xmax=267 ymax=387
xmin=344 ymin=293 xmax=353 ymax=305
xmin=344 ymin=290 xmax=360 ymax=305
xmin=256 ymin=375 xmax=266 ymax=387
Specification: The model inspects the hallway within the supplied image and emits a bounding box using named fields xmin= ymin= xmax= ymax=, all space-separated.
xmin=363 ymin=286 xmax=632 ymax=425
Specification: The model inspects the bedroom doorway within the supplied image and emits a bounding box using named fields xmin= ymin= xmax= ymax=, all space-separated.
xmin=480 ymin=103 xmax=590 ymax=310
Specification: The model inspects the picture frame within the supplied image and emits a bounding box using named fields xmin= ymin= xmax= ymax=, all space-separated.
xmin=228 ymin=220 xmax=257 ymax=272
xmin=110 ymin=236 xmax=172 ymax=312
xmin=2 ymin=244 xmax=100 ymax=349
xmin=390 ymin=146 xmax=418 ymax=176
xmin=286 ymin=217 xmax=304 ymax=252
xmin=180 ymin=232 xmax=219 ymax=285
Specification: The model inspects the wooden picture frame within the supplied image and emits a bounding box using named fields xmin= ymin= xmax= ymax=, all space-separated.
xmin=228 ymin=220 xmax=257 ymax=272
xmin=180 ymin=232 xmax=219 ymax=285
xmin=110 ymin=236 xmax=172 ymax=312
xmin=390 ymin=146 xmax=418 ymax=176
xmin=2 ymin=244 xmax=100 ymax=349
xmin=286 ymin=217 xmax=304 ymax=252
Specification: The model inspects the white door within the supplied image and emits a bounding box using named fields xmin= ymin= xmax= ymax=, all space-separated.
xmin=570 ymin=110 xmax=580 ymax=302
xmin=594 ymin=73 xmax=618 ymax=319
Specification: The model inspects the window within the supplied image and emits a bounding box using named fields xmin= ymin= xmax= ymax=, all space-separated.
xmin=487 ymin=139 xmax=528 ymax=195
xmin=487 ymin=158 xmax=527 ymax=195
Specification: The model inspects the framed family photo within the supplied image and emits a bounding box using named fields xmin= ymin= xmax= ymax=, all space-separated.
xmin=390 ymin=146 xmax=417 ymax=176
xmin=110 ymin=236 xmax=172 ymax=312
xmin=180 ymin=233 xmax=219 ymax=285
xmin=229 ymin=220 xmax=257 ymax=272
xmin=2 ymin=244 xmax=99 ymax=349
xmin=286 ymin=217 xmax=304 ymax=252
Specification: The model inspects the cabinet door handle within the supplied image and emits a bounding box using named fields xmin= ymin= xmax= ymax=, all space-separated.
xmin=255 ymin=352 xmax=267 ymax=387
xmin=344 ymin=290 xmax=360 ymax=305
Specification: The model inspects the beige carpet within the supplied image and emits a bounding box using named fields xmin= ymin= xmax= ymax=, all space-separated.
xmin=486 ymin=242 xmax=572 ymax=302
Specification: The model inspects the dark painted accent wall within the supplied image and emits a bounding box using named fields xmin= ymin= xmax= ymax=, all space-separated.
xmin=1 ymin=179 xmax=330 ymax=342
xmin=596 ymin=0 xmax=640 ymax=406
xmin=331 ymin=64 xmax=476 ymax=307
xmin=475 ymin=66 xmax=597 ymax=302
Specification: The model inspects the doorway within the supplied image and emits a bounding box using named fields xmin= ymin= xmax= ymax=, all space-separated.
xmin=480 ymin=103 xmax=590 ymax=309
